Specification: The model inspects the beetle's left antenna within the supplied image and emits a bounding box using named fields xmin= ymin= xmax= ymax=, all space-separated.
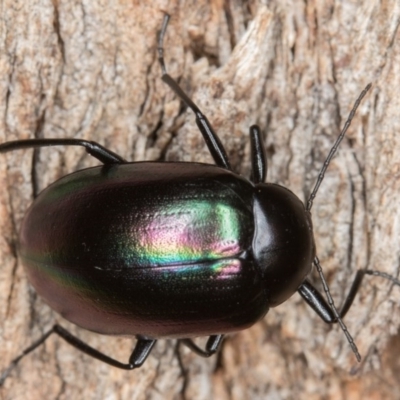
xmin=157 ymin=14 xmax=231 ymax=170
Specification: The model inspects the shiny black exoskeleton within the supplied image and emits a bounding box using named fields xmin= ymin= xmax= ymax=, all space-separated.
xmin=0 ymin=15 xmax=395 ymax=380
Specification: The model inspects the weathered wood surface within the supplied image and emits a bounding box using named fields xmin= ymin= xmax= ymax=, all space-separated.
xmin=0 ymin=1 xmax=399 ymax=399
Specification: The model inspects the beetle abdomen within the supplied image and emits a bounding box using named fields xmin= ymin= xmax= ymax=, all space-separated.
xmin=20 ymin=162 xmax=268 ymax=337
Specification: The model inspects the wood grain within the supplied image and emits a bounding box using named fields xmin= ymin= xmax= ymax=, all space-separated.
xmin=0 ymin=1 xmax=399 ymax=399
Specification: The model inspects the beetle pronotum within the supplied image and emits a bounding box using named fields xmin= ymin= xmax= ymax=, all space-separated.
xmin=0 ymin=14 xmax=399 ymax=384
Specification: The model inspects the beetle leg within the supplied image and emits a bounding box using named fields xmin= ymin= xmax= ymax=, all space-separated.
xmin=0 ymin=325 xmax=156 ymax=383
xmin=299 ymin=265 xmax=399 ymax=362
xmin=0 ymin=327 xmax=54 ymax=386
xmin=52 ymin=325 xmax=156 ymax=369
xmin=157 ymin=14 xmax=231 ymax=170
xmin=0 ymin=138 xmax=126 ymax=164
xmin=249 ymin=125 xmax=267 ymax=183
xmin=180 ymin=334 xmax=223 ymax=358
xmin=299 ymin=268 xmax=400 ymax=322
xmin=298 ymin=279 xmax=337 ymax=323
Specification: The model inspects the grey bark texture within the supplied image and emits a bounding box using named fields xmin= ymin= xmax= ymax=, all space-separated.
xmin=0 ymin=1 xmax=400 ymax=399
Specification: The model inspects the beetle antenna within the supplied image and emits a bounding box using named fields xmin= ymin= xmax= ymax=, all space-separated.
xmin=306 ymin=84 xmax=372 ymax=360
xmin=313 ymin=256 xmax=361 ymax=362
xmin=364 ymin=269 xmax=400 ymax=285
xmin=306 ymin=84 xmax=372 ymax=212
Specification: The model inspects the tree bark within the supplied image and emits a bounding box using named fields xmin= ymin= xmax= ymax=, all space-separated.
xmin=0 ymin=1 xmax=399 ymax=399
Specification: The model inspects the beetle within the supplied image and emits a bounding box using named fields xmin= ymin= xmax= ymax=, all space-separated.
xmin=0 ymin=14 xmax=398 ymax=381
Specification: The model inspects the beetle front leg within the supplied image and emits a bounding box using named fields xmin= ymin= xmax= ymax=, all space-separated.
xmin=0 ymin=325 xmax=156 ymax=385
xmin=298 ymin=268 xmax=400 ymax=323
xmin=157 ymin=14 xmax=231 ymax=171
xmin=0 ymin=138 xmax=126 ymax=164
xmin=180 ymin=334 xmax=223 ymax=358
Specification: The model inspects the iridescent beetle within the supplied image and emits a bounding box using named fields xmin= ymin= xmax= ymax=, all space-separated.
xmin=0 ymin=14 xmax=399 ymax=382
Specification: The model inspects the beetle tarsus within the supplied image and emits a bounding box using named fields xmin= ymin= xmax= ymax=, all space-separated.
xmin=0 ymin=138 xmax=126 ymax=164
xmin=181 ymin=335 xmax=224 ymax=358
xmin=0 ymin=327 xmax=54 ymax=386
xmin=157 ymin=13 xmax=170 ymax=75
xmin=53 ymin=325 xmax=156 ymax=370
xmin=0 ymin=324 xmax=157 ymax=384
xmin=157 ymin=14 xmax=231 ymax=170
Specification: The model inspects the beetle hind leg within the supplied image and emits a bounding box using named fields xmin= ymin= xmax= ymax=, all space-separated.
xmin=0 ymin=325 xmax=156 ymax=385
xmin=180 ymin=334 xmax=223 ymax=358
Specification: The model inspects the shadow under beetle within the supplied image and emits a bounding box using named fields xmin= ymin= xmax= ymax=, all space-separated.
xmin=1 ymin=14 xmax=399 ymax=381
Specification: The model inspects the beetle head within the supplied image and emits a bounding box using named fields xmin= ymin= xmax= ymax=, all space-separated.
xmin=252 ymin=183 xmax=315 ymax=307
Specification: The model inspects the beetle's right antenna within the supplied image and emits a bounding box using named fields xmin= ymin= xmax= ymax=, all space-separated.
xmin=305 ymin=84 xmax=371 ymax=362
xmin=306 ymin=83 xmax=372 ymax=212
